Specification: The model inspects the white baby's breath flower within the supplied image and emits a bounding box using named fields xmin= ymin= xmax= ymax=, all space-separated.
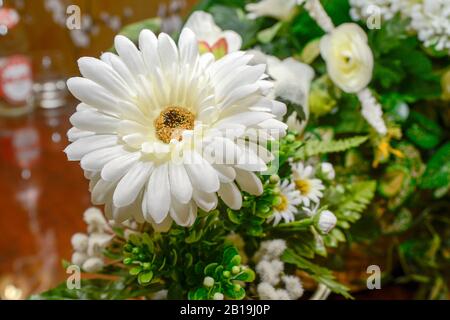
xmin=357 ymin=88 xmax=387 ymax=135
xmin=83 ymin=207 xmax=110 ymax=233
xmin=71 ymin=251 xmax=88 ymax=266
xmin=291 ymin=162 xmax=325 ymax=206
xmin=65 ymin=28 xmax=287 ymax=231
xmin=255 ymin=239 xmax=287 ymax=261
xmin=314 ymin=209 xmax=337 ymax=234
xmin=320 ymin=23 xmax=374 ymax=93
xmin=282 ymin=275 xmax=304 ymax=299
xmin=257 ymin=282 xmax=279 ymax=299
xmin=184 ymin=11 xmax=242 ymax=57
xmin=349 ymin=0 xmax=401 ymax=22
xmin=268 ymin=179 xmax=302 ymax=226
xmin=87 ymin=233 xmax=114 ymax=257
xmin=246 ymin=0 xmax=301 ymax=21
xmin=71 ymin=233 xmax=89 ymax=252
xmin=256 ymin=260 xmax=284 ymax=285
xmin=409 ymin=0 xmax=450 ymax=53
xmin=82 ymin=257 xmax=104 ymax=273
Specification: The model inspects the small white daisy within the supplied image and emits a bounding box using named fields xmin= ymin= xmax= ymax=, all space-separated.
xmin=291 ymin=161 xmax=325 ymax=206
xmin=268 ymin=179 xmax=302 ymax=225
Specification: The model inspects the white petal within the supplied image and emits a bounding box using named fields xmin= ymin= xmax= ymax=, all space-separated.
xmin=192 ymin=189 xmax=218 ymax=212
xmin=184 ymin=151 xmax=220 ymax=193
xmin=64 ymin=135 xmax=118 ymax=161
xmin=235 ymin=169 xmax=263 ymax=195
xmin=113 ymin=161 xmax=153 ymax=207
xmin=212 ymin=164 xmax=236 ymax=183
xmin=114 ymin=35 xmax=145 ymax=76
xmin=143 ymin=164 xmax=170 ymax=224
xmin=70 ymin=109 xmax=120 ymax=133
xmin=168 ymin=163 xmax=193 ymax=204
xmin=170 ymin=198 xmax=196 ymax=227
xmin=218 ymin=182 xmax=242 ymax=210
xmin=101 ymin=152 xmax=141 ymax=182
xmin=178 ymin=28 xmax=198 ymax=66
xmin=81 ymin=145 xmax=126 ymax=171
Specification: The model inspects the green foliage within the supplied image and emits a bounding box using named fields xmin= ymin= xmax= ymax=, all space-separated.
xmin=281 ymin=249 xmax=352 ymax=299
xmin=421 ymin=143 xmax=450 ymax=190
xmin=295 ymin=136 xmax=368 ymax=159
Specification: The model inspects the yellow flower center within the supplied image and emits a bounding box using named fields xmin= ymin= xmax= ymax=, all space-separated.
xmin=275 ymin=194 xmax=289 ymax=212
xmin=155 ymin=106 xmax=195 ymax=144
xmin=295 ymin=179 xmax=311 ymax=195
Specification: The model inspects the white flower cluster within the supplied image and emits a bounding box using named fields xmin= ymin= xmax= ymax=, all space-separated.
xmin=350 ymin=0 xmax=450 ymax=53
xmin=71 ymin=207 xmax=114 ymax=273
xmin=409 ymin=0 xmax=450 ymax=53
xmin=349 ymin=0 xmax=401 ymax=22
xmin=254 ymin=240 xmax=304 ymax=300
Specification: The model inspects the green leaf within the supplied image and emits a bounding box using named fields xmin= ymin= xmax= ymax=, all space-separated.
xmin=257 ymin=22 xmax=283 ymax=44
xmin=204 ymin=263 xmax=219 ymax=276
xmin=223 ymin=246 xmax=239 ymax=266
xmin=233 ymin=268 xmax=255 ymax=282
xmin=118 ymin=18 xmax=161 ymax=44
xmin=296 ymin=136 xmax=368 ymax=159
xmin=421 ymin=143 xmax=450 ymax=189
xmin=138 ymin=271 xmax=154 ymax=285
xmin=129 ymin=266 xmax=142 ymax=276
xmin=406 ymin=112 xmax=442 ymax=149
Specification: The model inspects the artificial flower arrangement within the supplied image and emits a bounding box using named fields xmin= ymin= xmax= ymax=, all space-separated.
xmin=34 ymin=0 xmax=449 ymax=300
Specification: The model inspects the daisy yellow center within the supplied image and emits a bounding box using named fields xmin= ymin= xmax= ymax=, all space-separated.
xmin=295 ymin=179 xmax=311 ymax=195
xmin=155 ymin=106 xmax=195 ymax=143
xmin=275 ymin=194 xmax=289 ymax=212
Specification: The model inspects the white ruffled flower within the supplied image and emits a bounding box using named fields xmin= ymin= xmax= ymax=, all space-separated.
xmin=357 ymin=88 xmax=387 ymax=135
xmin=314 ymin=209 xmax=337 ymax=234
xmin=65 ymin=28 xmax=287 ymax=231
xmin=268 ymin=180 xmax=302 ymax=226
xmin=184 ymin=11 xmax=242 ymax=57
xmin=320 ymin=23 xmax=374 ymax=93
xmin=409 ymin=0 xmax=450 ymax=53
xmin=246 ymin=0 xmax=302 ymax=21
xmin=291 ymin=162 xmax=325 ymax=207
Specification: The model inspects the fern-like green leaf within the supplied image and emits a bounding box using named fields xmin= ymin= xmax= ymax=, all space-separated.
xmin=295 ymin=136 xmax=368 ymax=160
xmin=335 ymin=181 xmax=377 ymax=224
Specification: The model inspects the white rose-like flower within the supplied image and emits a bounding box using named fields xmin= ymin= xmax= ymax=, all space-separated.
xmin=320 ymin=23 xmax=374 ymax=93
xmin=184 ymin=11 xmax=242 ymax=57
xmin=65 ymin=28 xmax=287 ymax=232
xmin=246 ymin=0 xmax=301 ymax=21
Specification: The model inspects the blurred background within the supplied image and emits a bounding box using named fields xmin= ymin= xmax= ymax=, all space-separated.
xmin=0 ymin=0 xmax=196 ymax=300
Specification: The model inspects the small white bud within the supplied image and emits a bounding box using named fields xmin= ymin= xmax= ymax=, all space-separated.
xmin=203 ymin=276 xmax=215 ymax=288
xmin=320 ymin=162 xmax=335 ymax=180
xmin=83 ymin=207 xmax=109 ymax=233
xmin=213 ymin=292 xmax=224 ymax=300
xmin=71 ymin=233 xmax=88 ymax=252
xmin=315 ymin=210 xmax=337 ymax=234
xmin=87 ymin=233 xmax=113 ymax=256
xmin=82 ymin=257 xmax=104 ymax=273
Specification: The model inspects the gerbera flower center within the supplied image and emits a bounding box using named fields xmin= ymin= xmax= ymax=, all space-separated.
xmin=274 ymin=194 xmax=289 ymax=212
xmin=155 ymin=106 xmax=195 ymax=143
xmin=295 ymin=179 xmax=311 ymax=195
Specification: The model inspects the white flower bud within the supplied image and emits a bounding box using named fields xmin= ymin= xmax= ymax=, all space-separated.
xmin=82 ymin=257 xmax=104 ymax=273
xmin=71 ymin=251 xmax=87 ymax=266
xmin=213 ymin=292 xmax=224 ymax=300
xmin=203 ymin=276 xmax=215 ymax=288
xmin=71 ymin=233 xmax=88 ymax=252
xmin=320 ymin=162 xmax=335 ymax=180
xmin=315 ymin=210 xmax=337 ymax=234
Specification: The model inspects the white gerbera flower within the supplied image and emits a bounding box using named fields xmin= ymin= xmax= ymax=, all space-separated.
xmin=246 ymin=0 xmax=302 ymax=21
xmin=291 ymin=162 xmax=325 ymax=206
xmin=65 ymin=28 xmax=287 ymax=232
xmin=184 ymin=11 xmax=242 ymax=58
xmin=268 ymin=179 xmax=302 ymax=225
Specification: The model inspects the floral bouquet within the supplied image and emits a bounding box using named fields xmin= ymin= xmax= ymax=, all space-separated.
xmin=33 ymin=0 xmax=449 ymax=300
